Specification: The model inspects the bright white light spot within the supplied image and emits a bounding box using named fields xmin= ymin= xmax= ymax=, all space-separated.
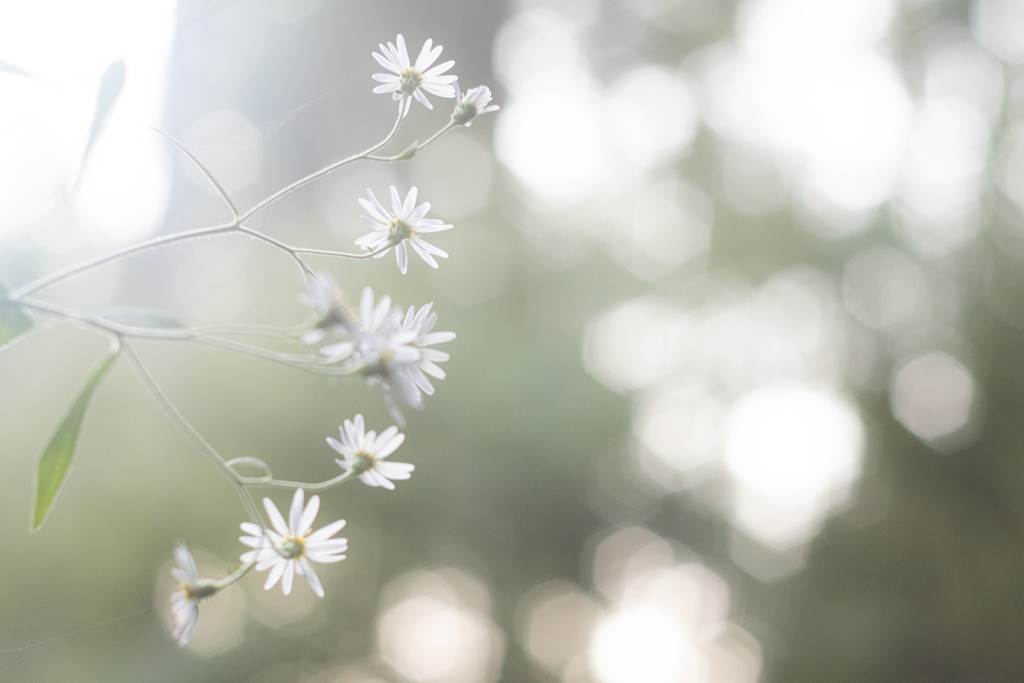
xmin=925 ymin=38 xmax=1004 ymax=120
xmin=606 ymin=66 xmax=698 ymax=168
xmin=495 ymin=84 xmax=610 ymax=204
xmin=897 ymin=100 xmax=987 ymax=256
xmin=704 ymin=624 xmax=763 ymax=683
xmin=635 ymin=381 xmax=724 ymax=484
xmin=518 ymin=582 xmax=601 ymax=675
xmin=891 ymin=351 xmax=978 ymax=445
xmin=494 ymin=9 xmax=590 ymax=95
xmin=591 ymin=527 xmax=675 ymax=603
xmin=378 ymin=570 xmax=504 ymax=683
xmin=620 ymin=564 xmax=731 ymax=638
xmin=77 ymin=130 xmax=172 ymax=244
xmin=723 ymin=383 xmax=864 ymax=549
xmin=972 ymin=0 xmax=1024 ymax=64
xmin=590 ymin=605 xmax=703 ymax=683
xmin=583 ymin=297 xmax=688 ymax=392
xmin=842 ymin=247 xmax=922 ymax=330
xmin=739 ymin=0 xmax=893 ymax=58
xmin=705 ymin=0 xmax=910 ymax=218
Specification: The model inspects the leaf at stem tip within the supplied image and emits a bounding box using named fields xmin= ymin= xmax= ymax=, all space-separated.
xmin=78 ymin=60 xmax=126 ymax=184
xmin=0 ymin=279 xmax=33 ymax=352
xmin=32 ymin=347 xmax=120 ymax=532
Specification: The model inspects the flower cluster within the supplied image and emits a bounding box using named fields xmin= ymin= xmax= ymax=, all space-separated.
xmin=311 ymin=285 xmax=455 ymax=425
xmin=166 ymin=33 xmax=494 ymax=648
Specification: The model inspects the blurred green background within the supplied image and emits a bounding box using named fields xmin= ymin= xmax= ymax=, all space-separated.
xmin=5 ymin=0 xmax=1024 ymax=681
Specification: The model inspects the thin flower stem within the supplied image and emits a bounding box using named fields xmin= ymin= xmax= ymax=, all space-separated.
xmin=10 ymin=224 xmax=239 ymax=300
xmin=235 ymin=226 xmax=315 ymax=277
xmin=365 ymin=121 xmax=458 ymax=161
xmin=238 ymin=102 xmax=405 ymax=223
xmin=7 ymin=297 xmax=351 ymax=375
xmin=122 ymin=341 xmax=262 ymax=526
xmin=254 ymin=468 xmax=359 ymax=492
xmin=189 ymin=320 xmax=313 ymax=340
xmin=152 ymin=127 xmax=239 ymax=220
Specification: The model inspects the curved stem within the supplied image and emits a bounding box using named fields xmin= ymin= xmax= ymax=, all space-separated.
xmin=253 ymin=468 xmax=359 ymax=492
xmin=239 ymin=102 xmax=405 ymax=223
xmin=10 ymin=224 xmax=238 ymax=300
xmin=122 ymin=341 xmax=262 ymax=526
xmin=365 ymin=121 xmax=458 ymax=161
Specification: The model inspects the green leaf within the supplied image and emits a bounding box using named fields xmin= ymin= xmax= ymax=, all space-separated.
xmin=91 ymin=306 xmax=186 ymax=329
xmin=78 ymin=60 xmax=126 ymax=181
xmin=32 ymin=348 xmax=120 ymax=532
xmin=0 ymin=280 xmax=33 ymax=352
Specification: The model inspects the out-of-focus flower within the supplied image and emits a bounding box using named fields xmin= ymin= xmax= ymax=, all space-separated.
xmin=239 ymin=489 xmax=347 ymax=598
xmin=451 ymin=82 xmax=499 ymax=127
xmin=299 ymin=271 xmax=354 ymax=344
xmin=356 ymin=186 xmax=453 ymax=275
xmin=327 ymin=413 xmax=413 ymax=490
xmin=171 ymin=542 xmax=218 ymax=646
xmin=372 ymin=34 xmax=457 ymax=115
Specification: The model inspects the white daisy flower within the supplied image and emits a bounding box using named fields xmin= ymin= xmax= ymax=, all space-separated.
xmin=239 ymin=489 xmax=347 ymax=598
xmin=451 ymin=81 xmax=500 ymax=127
xmin=327 ymin=413 xmax=413 ymax=490
xmin=400 ymin=302 xmax=456 ymax=397
xmin=355 ymin=186 xmax=452 ymax=275
xmin=170 ymin=542 xmax=217 ymax=646
xmin=372 ymin=34 xmax=457 ymax=116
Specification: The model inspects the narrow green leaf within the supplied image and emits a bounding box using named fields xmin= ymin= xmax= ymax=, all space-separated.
xmin=79 ymin=60 xmax=126 ymax=180
xmin=91 ymin=306 xmax=186 ymax=329
xmin=32 ymin=348 xmax=120 ymax=532
xmin=0 ymin=280 xmax=33 ymax=352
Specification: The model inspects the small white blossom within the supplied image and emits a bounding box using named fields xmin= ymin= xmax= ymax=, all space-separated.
xmin=239 ymin=489 xmax=347 ymax=598
xmin=328 ymin=413 xmax=413 ymax=490
xmin=451 ymin=81 xmax=499 ymax=127
xmin=372 ymin=34 xmax=457 ymax=116
xmin=171 ymin=542 xmax=217 ymax=646
xmin=356 ymin=186 xmax=452 ymax=275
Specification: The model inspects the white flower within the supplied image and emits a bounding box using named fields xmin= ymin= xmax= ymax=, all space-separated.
xmin=400 ymin=302 xmax=456 ymax=397
xmin=356 ymin=186 xmax=452 ymax=275
xmin=372 ymin=34 xmax=457 ymax=115
xmin=318 ymin=287 xmax=455 ymax=425
xmin=451 ymin=81 xmax=499 ymax=127
xmin=299 ymin=272 xmax=354 ymax=344
xmin=171 ymin=542 xmax=217 ymax=646
xmin=327 ymin=413 xmax=413 ymax=490
xmin=239 ymin=489 xmax=347 ymax=598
